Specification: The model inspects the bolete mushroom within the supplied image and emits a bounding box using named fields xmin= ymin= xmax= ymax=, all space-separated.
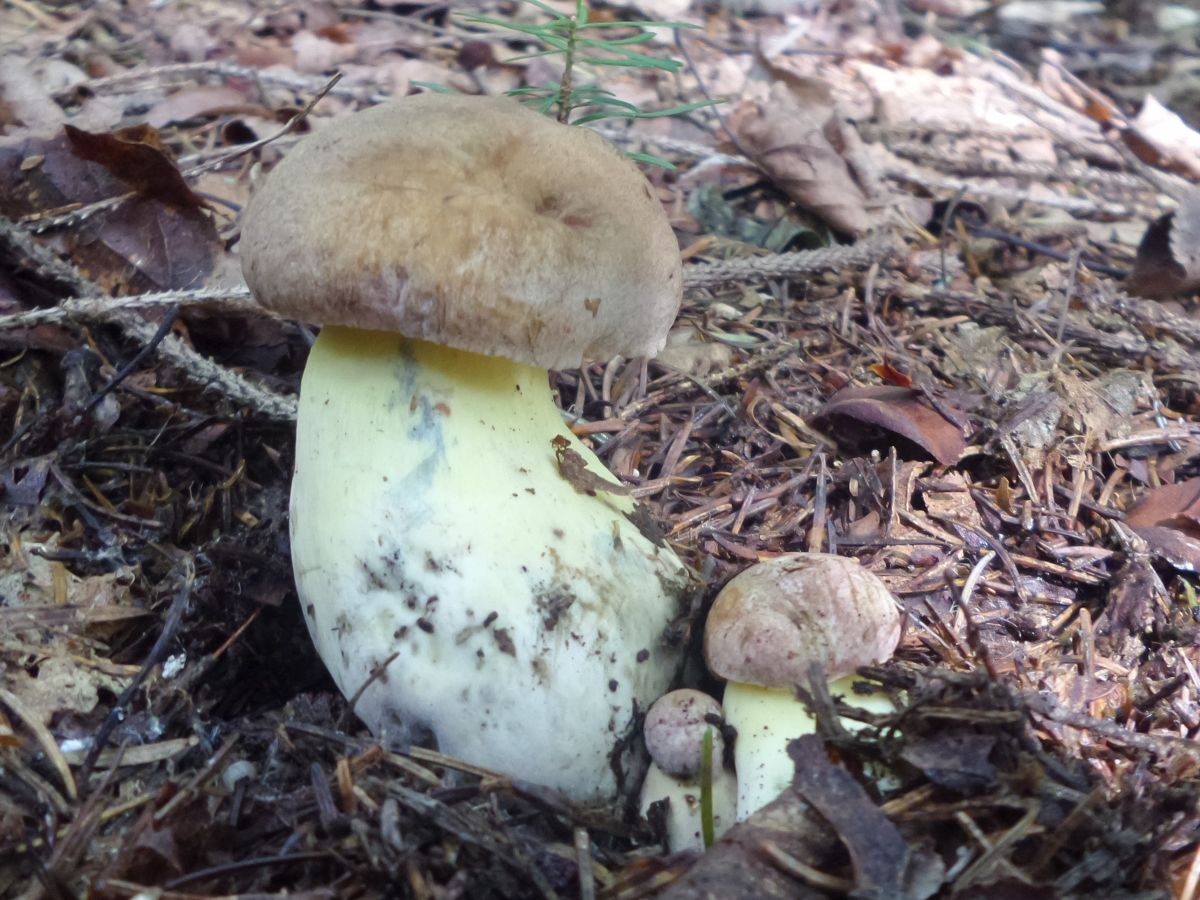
xmin=240 ymin=94 xmax=694 ymax=801
xmin=703 ymin=553 xmax=901 ymax=819
xmin=639 ymin=689 xmax=737 ymax=852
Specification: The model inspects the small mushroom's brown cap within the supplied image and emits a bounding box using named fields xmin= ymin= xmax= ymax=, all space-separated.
xmin=644 ymin=689 xmax=724 ymax=778
xmin=240 ymin=93 xmax=682 ymax=370
xmin=704 ymin=553 xmax=901 ymax=688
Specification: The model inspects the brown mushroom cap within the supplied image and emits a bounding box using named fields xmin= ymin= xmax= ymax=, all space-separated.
xmin=240 ymin=93 xmax=683 ymax=370
xmin=704 ymin=553 xmax=901 ymax=688
xmin=643 ymin=689 xmax=725 ymax=778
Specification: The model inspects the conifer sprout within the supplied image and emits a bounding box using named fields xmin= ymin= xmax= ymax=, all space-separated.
xmin=240 ymin=93 xmax=695 ymax=801
xmin=704 ymin=553 xmax=902 ymax=819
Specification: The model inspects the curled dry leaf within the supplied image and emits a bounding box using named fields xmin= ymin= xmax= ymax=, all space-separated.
xmin=812 ymin=385 xmax=968 ymax=466
xmin=730 ymin=81 xmax=877 ymax=235
xmin=0 ymin=130 xmax=219 ymax=292
xmin=788 ymin=734 xmax=944 ymax=899
xmin=1127 ymin=188 xmax=1200 ymax=299
xmin=1127 ymin=95 xmax=1200 ymax=181
xmin=1125 ymin=479 xmax=1200 ymax=571
xmin=64 ymin=124 xmax=206 ymax=211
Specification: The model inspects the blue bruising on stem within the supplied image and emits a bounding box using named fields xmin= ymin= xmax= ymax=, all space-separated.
xmin=390 ymin=338 xmax=448 ymax=498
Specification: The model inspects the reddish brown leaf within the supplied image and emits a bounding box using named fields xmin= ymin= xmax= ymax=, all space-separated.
xmin=813 ymin=386 xmax=968 ymax=466
xmin=0 ymin=134 xmax=219 ymax=292
xmin=64 ymin=124 xmax=206 ymax=211
xmin=1124 ymin=480 xmax=1200 ymax=572
xmin=870 ymin=362 xmax=913 ymax=387
xmin=1126 ymin=479 xmax=1200 ymax=530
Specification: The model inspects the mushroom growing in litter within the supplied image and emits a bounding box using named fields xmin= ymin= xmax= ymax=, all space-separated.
xmin=639 ymin=689 xmax=737 ymax=852
xmin=240 ymin=94 xmax=694 ymax=801
xmin=703 ymin=553 xmax=901 ymax=819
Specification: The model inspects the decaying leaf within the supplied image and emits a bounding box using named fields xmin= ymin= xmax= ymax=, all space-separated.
xmin=655 ymin=776 xmax=835 ymax=900
xmin=1 ymin=532 xmax=141 ymax=727
xmin=0 ymin=131 xmax=220 ymax=292
xmin=899 ymin=731 xmax=997 ymax=792
xmin=552 ymin=436 xmax=630 ymax=497
xmin=1127 ymin=479 xmax=1200 ymax=531
xmin=813 ymin=385 xmax=969 ymax=466
xmin=1127 ymin=188 xmax=1200 ymax=299
xmin=63 ymin=124 xmax=206 ymax=211
xmin=1095 ymin=556 xmax=1170 ymax=640
xmin=1125 ymin=479 xmax=1200 ymax=571
xmin=5 ymin=656 xmax=129 ymax=727
xmin=790 ymin=734 xmax=943 ymax=899
xmin=730 ymin=82 xmax=878 ymax=235
xmin=655 ymin=325 xmax=734 ymax=377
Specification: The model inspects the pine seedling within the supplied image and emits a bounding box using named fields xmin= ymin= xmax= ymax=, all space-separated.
xmin=461 ymin=0 xmax=717 ymax=166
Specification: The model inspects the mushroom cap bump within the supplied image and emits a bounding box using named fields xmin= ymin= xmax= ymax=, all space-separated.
xmin=240 ymin=93 xmax=683 ymax=370
xmin=704 ymin=553 xmax=901 ymax=688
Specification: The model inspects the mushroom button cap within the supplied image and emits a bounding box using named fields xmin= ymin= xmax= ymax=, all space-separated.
xmin=239 ymin=93 xmax=682 ymax=369
xmin=644 ymin=689 xmax=725 ymax=778
xmin=704 ymin=553 xmax=901 ymax=688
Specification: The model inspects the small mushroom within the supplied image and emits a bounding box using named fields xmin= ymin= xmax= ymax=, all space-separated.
xmin=240 ymin=94 xmax=693 ymax=801
xmin=639 ymin=689 xmax=736 ymax=852
xmin=703 ymin=553 xmax=901 ymax=819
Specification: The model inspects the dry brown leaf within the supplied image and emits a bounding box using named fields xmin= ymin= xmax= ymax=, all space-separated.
xmin=730 ymin=82 xmax=877 ymax=235
xmin=64 ymin=124 xmax=206 ymax=211
xmin=813 ymin=386 xmax=968 ymax=466
xmin=1128 ymin=95 xmax=1200 ymax=181
xmin=0 ymin=131 xmax=221 ymax=292
xmin=552 ymin=437 xmax=630 ymax=497
xmin=145 ymin=86 xmax=249 ymax=128
xmin=921 ymin=471 xmax=984 ymax=536
xmin=1128 ymin=189 xmax=1200 ymax=299
xmin=4 ymin=657 xmax=129 ymax=726
xmin=1126 ymin=479 xmax=1200 ymax=572
xmin=1127 ymin=479 xmax=1200 ymax=530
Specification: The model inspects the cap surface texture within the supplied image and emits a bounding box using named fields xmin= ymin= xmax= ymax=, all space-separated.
xmin=240 ymin=93 xmax=683 ymax=369
xmin=704 ymin=553 xmax=901 ymax=688
xmin=644 ymin=689 xmax=725 ymax=778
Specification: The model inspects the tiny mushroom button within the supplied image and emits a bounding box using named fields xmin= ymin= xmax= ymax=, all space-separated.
xmin=703 ymin=553 xmax=902 ymax=819
xmin=639 ymin=689 xmax=737 ymax=852
xmin=240 ymin=93 xmax=693 ymax=801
